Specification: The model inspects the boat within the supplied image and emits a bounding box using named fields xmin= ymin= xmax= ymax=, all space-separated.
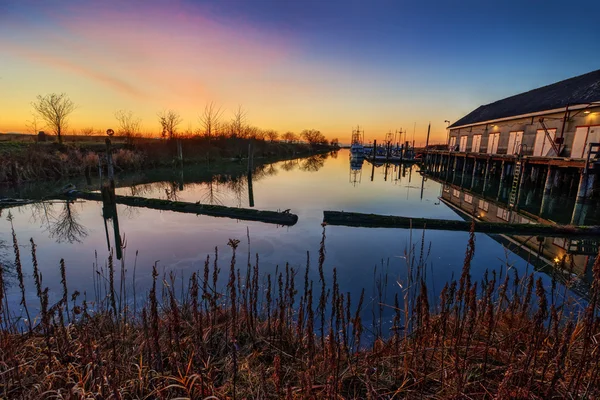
xmin=350 ymin=125 xmax=365 ymax=158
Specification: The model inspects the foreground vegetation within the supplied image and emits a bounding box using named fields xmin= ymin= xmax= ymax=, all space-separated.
xmin=1 ymin=225 xmax=599 ymax=399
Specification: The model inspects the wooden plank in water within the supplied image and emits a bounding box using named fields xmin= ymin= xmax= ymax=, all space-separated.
xmin=323 ymin=211 xmax=600 ymax=237
xmin=65 ymin=191 xmax=298 ymax=226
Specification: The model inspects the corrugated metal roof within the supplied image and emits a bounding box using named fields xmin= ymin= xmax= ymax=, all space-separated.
xmin=450 ymin=69 xmax=600 ymax=128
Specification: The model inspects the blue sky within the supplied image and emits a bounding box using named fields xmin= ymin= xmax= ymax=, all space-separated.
xmin=1 ymin=0 xmax=599 ymax=141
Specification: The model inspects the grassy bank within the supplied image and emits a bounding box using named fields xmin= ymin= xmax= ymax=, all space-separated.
xmin=1 ymin=226 xmax=600 ymax=398
xmin=0 ymin=135 xmax=335 ymax=184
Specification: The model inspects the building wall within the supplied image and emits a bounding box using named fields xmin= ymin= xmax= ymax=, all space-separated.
xmin=448 ymin=106 xmax=600 ymax=157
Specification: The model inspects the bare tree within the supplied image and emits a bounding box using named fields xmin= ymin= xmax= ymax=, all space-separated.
xmin=199 ymin=101 xmax=224 ymax=142
xmin=282 ymin=131 xmax=298 ymax=143
xmin=231 ymin=105 xmax=247 ymax=138
xmin=25 ymin=114 xmax=45 ymax=135
xmin=115 ymin=110 xmax=142 ymax=143
xmin=301 ymin=129 xmax=327 ymax=146
xmin=330 ymin=138 xmax=340 ymax=147
xmin=80 ymin=127 xmax=95 ymax=136
xmin=157 ymin=110 xmax=182 ymax=140
xmin=265 ymin=129 xmax=279 ymax=143
xmin=31 ymin=93 xmax=76 ymax=143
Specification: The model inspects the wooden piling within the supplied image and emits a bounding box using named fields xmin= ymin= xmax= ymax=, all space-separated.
xmin=323 ymin=210 xmax=600 ymax=237
xmin=64 ymin=191 xmax=298 ymax=225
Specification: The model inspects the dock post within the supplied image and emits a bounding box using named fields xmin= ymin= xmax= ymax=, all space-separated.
xmin=247 ymin=172 xmax=255 ymax=207
xmin=571 ymin=167 xmax=595 ymax=225
xmin=373 ymin=140 xmax=377 ymax=161
xmin=483 ymin=158 xmax=491 ymax=191
xmin=540 ymin=166 xmax=555 ymax=216
xmin=247 ymin=141 xmax=254 ymax=173
xmin=177 ymin=139 xmax=183 ymax=166
xmin=515 ymin=162 xmax=527 ymax=207
xmin=105 ymin=138 xmax=115 ymax=190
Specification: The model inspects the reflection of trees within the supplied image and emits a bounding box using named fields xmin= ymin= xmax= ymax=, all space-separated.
xmin=300 ymin=154 xmax=328 ymax=172
xmin=29 ymin=201 xmax=56 ymax=231
xmin=49 ymin=201 xmax=88 ymax=244
xmin=164 ymin=181 xmax=180 ymax=201
xmin=200 ymin=181 xmax=224 ymax=205
xmin=281 ymin=159 xmax=299 ymax=171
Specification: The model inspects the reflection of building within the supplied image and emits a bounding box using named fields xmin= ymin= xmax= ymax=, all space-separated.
xmin=434 ymin=175 xmax=597 ymax=293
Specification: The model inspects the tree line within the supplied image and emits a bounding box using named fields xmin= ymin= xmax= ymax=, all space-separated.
xmin=28 ymin=93 xmax=338 ymax=146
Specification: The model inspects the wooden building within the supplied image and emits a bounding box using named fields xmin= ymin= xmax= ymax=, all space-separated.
xmin=447 ymin=69 xmax=600 ymax=158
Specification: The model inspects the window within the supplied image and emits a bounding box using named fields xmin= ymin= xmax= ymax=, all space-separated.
xmin=459 ymin=135 xmax=468 ymax=152
xmin=472 ymin=135 xmax=482 ymax=153
xmin=507 ymin=131 xmax=523 ymax=155
xmin=464 ymin=194 xmax=473 ymax=204
xmin=443 ymin=185 xmax=450 ymax=193
xmin=453 ymin=189 xmax=460 ymax=197
xmin=534 ymin=129 xmax=557 ymax=157
xmin=553 ymin=237 xmax=567 ymax=249
xmin=478 ymin=199 xmax=489 ymax=211
xmin=496 ymin=207 xmax=510 ymax=221
xmin=487 ymin=133 xmax=500 ymax=154
xmin=449 ymin=136 xmax=457 ymax=151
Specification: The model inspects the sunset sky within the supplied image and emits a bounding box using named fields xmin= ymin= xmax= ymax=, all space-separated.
xmin=1 ymin=0 xmax=599 ymax=143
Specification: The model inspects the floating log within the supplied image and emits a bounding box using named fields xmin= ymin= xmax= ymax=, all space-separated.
xmin=323 ymin=211 xmax=600 ymax=237
xmin=64 ymin=191 xmax=298 ymax=226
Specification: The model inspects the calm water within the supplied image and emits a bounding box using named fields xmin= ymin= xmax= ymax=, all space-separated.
xmin=0 ymin=149 xmax=585 ymax=324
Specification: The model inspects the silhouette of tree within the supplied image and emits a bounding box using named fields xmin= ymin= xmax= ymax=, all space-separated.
xmin=115 ymin=110 xmax=142 ymax=143
xmin=157 ymin=110 xmax=182 ymax=140
xmin=301 ymin=129 xmax=327 ymax=146
xmin=199 ymin=101 xmax=224 ymax=142
xmin=265 ymin=129 xmax=279 ymax=143
xmin=230 ymin=105 xmax=247 ymax=138
xmin=282 ymin=131 xmax=298 ymax=143
xmin=31 ymin=93 xmax=76 ymax=143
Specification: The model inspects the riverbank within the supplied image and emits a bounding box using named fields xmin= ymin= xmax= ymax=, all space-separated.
xmin=0 ymin=135 xmax=336 ymax=184
xmin=1 ymin=227 xmax=599 ymax=399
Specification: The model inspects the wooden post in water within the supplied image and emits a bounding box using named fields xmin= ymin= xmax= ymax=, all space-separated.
xmin=177 ymin=139 xmax=183 ymax=166
xmin=372 ymin=140 xmax=377 ymax=161
xmin=540 ymin=166 xmax=554 ymax=216
xmin=247 ymin=141 xmax=254 ymax=172
xmin=105 ymin=138 xmax=115 ymax=190
xmin=425 ymin=122 xmax=431 ymax=170
xmin=247 ymin=172 xmax=255 ymax=208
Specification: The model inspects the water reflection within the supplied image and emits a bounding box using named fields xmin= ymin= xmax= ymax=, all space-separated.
xmin=426 ymin=171 xmax=598 ymax=296
xmin=0 ymin=149 xmax=591 ymax=320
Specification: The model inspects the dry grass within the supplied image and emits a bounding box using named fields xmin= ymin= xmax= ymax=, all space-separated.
xmin=1 ymin=224 xmax=599 ymax=399
xmin=0 ymin=136 xmax=320 ymax=184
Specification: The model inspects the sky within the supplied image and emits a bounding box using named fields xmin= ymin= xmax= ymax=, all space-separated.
xmin=1 ymin=0 xmax=599 ymax=143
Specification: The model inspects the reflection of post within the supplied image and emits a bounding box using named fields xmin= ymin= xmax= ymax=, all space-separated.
xmin=384 ymin=163 xmax=389 ymax=181
xmin=112 ymin=204 xmax=123 ymax=260
xmin=370 ymin=161 xmax=375 ymax=182
xmin=179 ymin=167 xmax=184 ymax=191
xmin=247 ymin=172 xmax=254 ymax=208
xmin=420 ymin=174 xmax=425 ymax=200
xmin=101 ymin=166 xmax=122 ymax=259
